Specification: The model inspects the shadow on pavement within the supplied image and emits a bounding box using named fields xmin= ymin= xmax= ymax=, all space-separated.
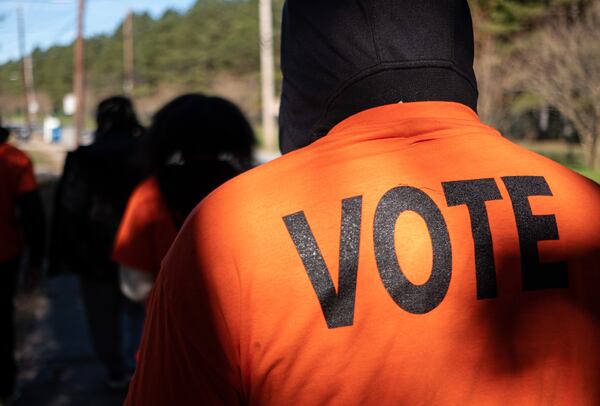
xmin=13 ymin=276 xmax=127 ymax=406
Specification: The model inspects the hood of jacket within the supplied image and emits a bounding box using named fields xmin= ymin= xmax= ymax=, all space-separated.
xmin=278 ymin=0 xmax=478 ymax=153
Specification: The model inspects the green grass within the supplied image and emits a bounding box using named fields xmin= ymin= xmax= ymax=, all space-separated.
xmin=567 ymin=166 xmax=600 ymax=184
xmin=518 ymin=141 xmax=600 ymax=184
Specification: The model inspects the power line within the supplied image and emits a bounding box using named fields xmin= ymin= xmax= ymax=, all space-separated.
xmin=49 ymin=15 xmax=76 ymax=42
xmin=0 ymin=1 xmax=73 ymax=4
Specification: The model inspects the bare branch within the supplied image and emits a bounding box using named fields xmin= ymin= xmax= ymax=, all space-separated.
xmin=518 ymin=1 xmax=600 ymax=169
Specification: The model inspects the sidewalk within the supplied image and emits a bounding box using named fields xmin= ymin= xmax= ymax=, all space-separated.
xmin=12 ymin=275 xmax=127 ymax=406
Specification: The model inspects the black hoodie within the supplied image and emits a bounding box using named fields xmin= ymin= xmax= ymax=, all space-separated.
xmin=49 ymin=132 xmax=141 ymax=275
xmin=279 ymin=0 xmax=478 ymax=154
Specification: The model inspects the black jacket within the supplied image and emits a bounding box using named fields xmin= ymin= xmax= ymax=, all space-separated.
xmin=49 ymin=133 xmax=141 ymax=276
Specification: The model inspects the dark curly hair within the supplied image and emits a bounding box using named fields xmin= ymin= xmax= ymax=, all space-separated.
xmin=141 ymin=93 xmax=257 ymax=226
xmin=144 ymin=93 xmax=255 ymax=172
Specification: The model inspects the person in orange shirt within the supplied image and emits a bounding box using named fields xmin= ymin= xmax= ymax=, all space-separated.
xmin=126 ymin=1 xmax=600 ymax=405
xmin=0 ymin=125 xmax=45 ymax=403
xmin=113 ymin=94 xmax=255 ymax=301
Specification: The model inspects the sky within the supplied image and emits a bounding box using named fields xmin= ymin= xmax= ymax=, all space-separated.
xmin=0 ymin=0 xmax=196 ymax=64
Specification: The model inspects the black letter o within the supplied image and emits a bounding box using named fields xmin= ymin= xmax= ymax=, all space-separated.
xmin=374 ymin=186 xmax=452 ymax=314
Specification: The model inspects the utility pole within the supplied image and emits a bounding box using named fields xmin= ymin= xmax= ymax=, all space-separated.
xmin=73 ymin=0 xmax=85 ymax=144
xmin=0 ymin=14 xmax=6 ymax=123
xmin=259 ymin=0 xmax=276 ymax=150
xmin=123 ymin=10 xmax=134 ymax=96
xmin=17 ymin=5 xmax=35 ymax=137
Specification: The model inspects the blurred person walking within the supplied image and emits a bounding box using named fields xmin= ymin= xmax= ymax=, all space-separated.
xmin=0 ymin=126 xmax=45 ymax=404
xmin=49 ymin=96 xmax=144 ymax=389
xmin=113 ymin=94 xmax=255 ymax=303
xmin=126 ymin=1 xmax=600 ymax=405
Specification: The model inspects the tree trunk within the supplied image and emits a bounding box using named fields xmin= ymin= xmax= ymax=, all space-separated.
xmin=582 ymin=129 xmax=600 ymax=172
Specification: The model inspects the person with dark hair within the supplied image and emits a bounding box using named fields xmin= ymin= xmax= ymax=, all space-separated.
xmin=126 ymin=1 xmax=600 ymax=404
xmin=113 ymin=94 xmax=255 ymax=301
xmin=0 ymin=126 xmax=45 ymax=403
xmin=95 ymin=96 xmax=144 ymax=140
xmin=50 ymin=96 xmax=144 ymax=389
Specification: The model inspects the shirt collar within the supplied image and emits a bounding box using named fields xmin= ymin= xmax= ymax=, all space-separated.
xmin=322 ymin=101 xmax=484 ymax=142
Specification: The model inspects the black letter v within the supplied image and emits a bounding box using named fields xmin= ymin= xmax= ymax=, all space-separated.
xmin=283 ymin=196 xmax=362 ymax=329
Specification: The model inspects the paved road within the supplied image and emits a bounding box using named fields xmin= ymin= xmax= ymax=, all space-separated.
xmin=12 ymin=275 xmax=127 ymax=406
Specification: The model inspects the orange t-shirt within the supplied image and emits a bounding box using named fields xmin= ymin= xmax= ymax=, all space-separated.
xmin=113 ymin=177 xmax=178 ymax=275
xmin=126 ymin=102 xmax=600 ymax=405
xmin=0 ymin=143 xmax=38 ymax=263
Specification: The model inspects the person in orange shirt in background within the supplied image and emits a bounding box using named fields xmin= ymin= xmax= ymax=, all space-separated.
xmin=127 ymin=1 xmax=600 ymax=405
xmin=113 ymin=94 xmax=255 ymax=302
xmin=0 ymin=125 xmax=45 ymax=403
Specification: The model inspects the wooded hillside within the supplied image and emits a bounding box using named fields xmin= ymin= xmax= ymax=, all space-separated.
xmin=0 ymin=0 xmax=284 ymax=120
